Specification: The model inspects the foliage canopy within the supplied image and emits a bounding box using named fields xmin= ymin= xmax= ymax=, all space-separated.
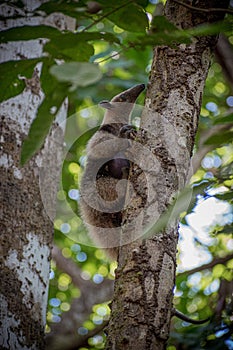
xmin=1 ymin=0 xmax=233 ymax=349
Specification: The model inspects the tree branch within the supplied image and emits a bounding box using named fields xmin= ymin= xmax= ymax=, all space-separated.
xmin=46 ymin=245 xmax=114 ymax=350
xmin=52 ymin=245 xmax=113 ymax=294
xmin=215 ymin=34 xmax=233 ymax=91
xmin=65 ymin=320 xmax=108 ymax=350
xmin=177 ymin=253 xmax=233 ymax=277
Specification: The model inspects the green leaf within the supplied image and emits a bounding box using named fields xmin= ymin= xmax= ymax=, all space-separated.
xmin=20 ymin=63 xmax=66 ymax=165
xmin=135 ymin=17 xmax=232 ymax=48
xmin=135 ymin=17 xmax=192 ymax=47
xmin=0 ymin=25 xmax=60 ymax=42
xmin=0 ymin=58 xmax=41 ymax=103
xmin=187 ymin=19 xmax=233 ymax=37
xmin=204 ymin=131 xmax=233 ymax=145
xmin=97 ymin=0 xmax=131 ymax=5
xmin=90 ymin=48 xmax=115 ymax=62
xmin=45 ymin=39 xmax=94 ymax=62
xmin=151 ymin=16 xmax=178 ymax=32
xmin=185 ymin=180 xmax=213 ymax=214
xmin=98 ymin=0 xmax=148 ymax=7
xmin=72 ymin=32 xmax=120 ymax=44
xmin=214 ymin=192 xmax=233 ymax=201
xmin=134 ymin=0 xmax=149 ymax=7
xmin=0 ymin=25 xmax=120 ymax=46
xmin=218 ymin=163 xmax=233 ymax=181
xmin=93 ymin=32 xmax=121 ymax=44
xmin=50 ymin=62 xmax=102 ymax=90
xmin=213 ymin=113 xmax=233 ymax=125
xmin=67 ymin=126 xmax=99 ymax=162
xmin=60 ymin=44 xmax=94 ymax=61
xmin=37 ymin=1 xmax=86 ymax=19
xmin=20 ymin=99 xmax=60 ymax=166
xmin=44 ymin=32 xmax=119 ymax=61
xmin=135 ymin=32 xmax=191 ymax=48
xmin=107 ymin=3 xmax=148 ymax=33
xmin=212 ymin=223 xmax=233 ymax=235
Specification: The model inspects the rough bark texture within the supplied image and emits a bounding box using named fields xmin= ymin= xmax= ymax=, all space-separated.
xmin=0 ymin=2 xmax=74 ymax=349
xmin=105 ymin=1 xmax=230 ymax=349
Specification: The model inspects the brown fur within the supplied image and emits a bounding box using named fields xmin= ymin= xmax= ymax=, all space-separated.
xmin=80 ymin=84 xmax=145 ymax=259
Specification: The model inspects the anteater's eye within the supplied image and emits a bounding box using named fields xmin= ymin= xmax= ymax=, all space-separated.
xmin=120 ymin=95 xmax=127 ymax=102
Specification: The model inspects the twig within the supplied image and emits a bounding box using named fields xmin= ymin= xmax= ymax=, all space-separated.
xmin=177 ymin=253 xmax=233 ymax=277
xmin=96 ymin=48 xmax=124 ymax=63
xmin=173 ymin=0 xmax=233 ymax=14
xmin=82 ymin=0 xmax=134 ymax=32
xmin=172 ymin=308 xmax=210 ymax=324
xmin=95 ymin=40 xmax=143 ymax=63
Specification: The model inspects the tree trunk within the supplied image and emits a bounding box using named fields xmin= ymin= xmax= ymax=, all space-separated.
xmin=0 ymin=2 xmax=74 ymax=349
xmin=105 ymin=1 xmax=230 ymax=349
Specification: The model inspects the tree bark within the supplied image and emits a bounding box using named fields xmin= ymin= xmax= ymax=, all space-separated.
xmin=0 ymin=2 xmax=74 ymax=349
xmin=105 ymin=1 xmax=230 ymax=349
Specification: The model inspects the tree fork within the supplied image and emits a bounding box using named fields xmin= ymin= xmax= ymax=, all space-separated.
xmin=105 ymin=1 xmax=230 ymax=349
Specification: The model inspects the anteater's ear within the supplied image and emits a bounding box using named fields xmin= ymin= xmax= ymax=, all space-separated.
xmin=99 ymin=100 xmax=113 ymax=110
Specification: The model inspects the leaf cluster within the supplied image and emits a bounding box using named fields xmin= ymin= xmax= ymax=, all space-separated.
xmin=1 ymin=0 xmax=231 ymax=164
